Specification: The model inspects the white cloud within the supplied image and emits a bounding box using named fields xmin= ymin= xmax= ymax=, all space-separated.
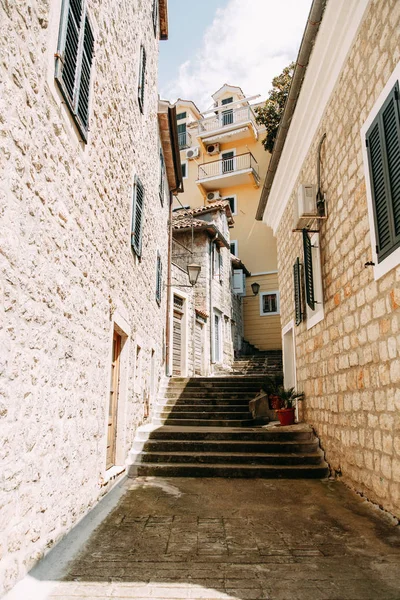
xmin=162 ymin=0 xmax=312 ymax=110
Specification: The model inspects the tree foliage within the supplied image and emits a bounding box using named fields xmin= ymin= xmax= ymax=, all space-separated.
xmin=255 ymin=62 xmax=295 ymax=153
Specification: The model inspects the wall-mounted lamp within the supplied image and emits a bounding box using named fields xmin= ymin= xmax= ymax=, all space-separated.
xmin=251 ymin=282 xmax=260 ymax=296
xmin=167 ymin=263 xmax=202 ymax=288
xmin=187 ymin=263 xmax=201 ymax=286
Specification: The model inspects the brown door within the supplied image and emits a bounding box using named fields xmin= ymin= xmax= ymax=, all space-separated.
xmin=107 ymin=330 xmax=121 ymax=469
xmin=194 ymin=320 xmax=203 ymax=375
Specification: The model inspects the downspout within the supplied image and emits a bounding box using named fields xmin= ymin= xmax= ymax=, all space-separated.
xmin=165 ymin=191 xmax=173 ymax=376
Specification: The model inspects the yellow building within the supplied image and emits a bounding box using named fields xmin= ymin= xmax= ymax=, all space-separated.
xmin=173 ymin=85 xmax=281 ymax=351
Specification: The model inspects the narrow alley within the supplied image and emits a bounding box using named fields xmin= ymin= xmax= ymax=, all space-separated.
xmin=11 ymin=477 xmax=400 ymax=600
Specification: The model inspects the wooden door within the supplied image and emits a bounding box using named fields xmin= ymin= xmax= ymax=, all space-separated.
xmin=172 ymin=310 xmax=183 ymax=376
xmin=214 ymin=314 xmax=221 ymax=362
xmin=106 ymin=331 xmax=121 ymax=469
xmin=194 ymin=320 xmax=203 ymax=375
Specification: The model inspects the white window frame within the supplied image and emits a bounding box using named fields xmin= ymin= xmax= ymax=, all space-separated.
xmin=361 ymin=61 xmax=400 ymax=281
xmin=306 ymin=232 xmax=324 ymax=329
xmin=181 ymin=160 xmax=188 ymax=179
xmin=260 ymin=291 xmax=280 ymax=316
xmin=230 ymin=240 xmax=238 ymax=256
xmin=223 ymin=194 xmax=237 ymax=215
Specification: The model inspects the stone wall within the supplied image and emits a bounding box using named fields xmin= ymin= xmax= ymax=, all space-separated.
xmin=172 ymin=223 xmax=240 ymax=374
xmin=0 ymin=0 xmax=169 ymax=593
xmin=276 ymin=0 xmax=400 ymax=516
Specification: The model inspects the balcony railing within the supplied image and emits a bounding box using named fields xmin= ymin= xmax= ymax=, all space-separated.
xmin=178 ymin=130 xmax=192 ymax=149
xmin=198 ymin=106 xmax=257 ymax=134
xmin=197 ymin=152 xmax=259 ymax=182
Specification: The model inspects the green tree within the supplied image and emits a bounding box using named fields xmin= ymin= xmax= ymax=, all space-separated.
xmin=255 ymin=62 xmax=295 ymax=153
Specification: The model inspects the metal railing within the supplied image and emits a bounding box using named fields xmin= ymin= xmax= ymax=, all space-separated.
xmin=198 ymin=106 xmax=257 ymax=134
xmin=197 ymin=152 xmax=259 ymax=182
xmin=178 ymin=130 xmax=192 ymax=149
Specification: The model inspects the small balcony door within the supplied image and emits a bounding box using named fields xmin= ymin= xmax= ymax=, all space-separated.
xmin=107 ymin=330 xmax=121 ymax=469
xmin=214 ymin=312 xmax=222 ymax=363
xmin=177 ymin=123 xmax=187 ymax=149
xmin=221 ymin=96 xmax=233 ymax=126
xmin=222 ymin=150 xmax=235 ymax=174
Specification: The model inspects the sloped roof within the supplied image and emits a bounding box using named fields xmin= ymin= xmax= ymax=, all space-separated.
xmin=173 ymin=200 xmax=234 ymax=225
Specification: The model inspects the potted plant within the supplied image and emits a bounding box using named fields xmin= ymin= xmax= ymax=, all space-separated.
xmin=276 ymin=387 xmax=304 ymax=426
xmin=261 ymin=374 xmax=284 ymax=410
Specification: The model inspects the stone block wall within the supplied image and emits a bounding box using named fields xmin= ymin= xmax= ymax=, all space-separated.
xmin=0 ymin=0 xmax=169 ymax=593
xmin=276 ymin=0 xmax=400 ymax=516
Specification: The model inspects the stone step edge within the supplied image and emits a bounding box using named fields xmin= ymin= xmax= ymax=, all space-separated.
xmin=128 ymin=462 xmax=329 ymax=474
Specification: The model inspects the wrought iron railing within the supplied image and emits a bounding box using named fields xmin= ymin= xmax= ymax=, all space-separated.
xmin=198 ymin=106 xmax=257 ymax=134
xmin=178 ymin=130 xmax=192 ymax=149
xmin=197 ymin=152 xmax=259 ymax=182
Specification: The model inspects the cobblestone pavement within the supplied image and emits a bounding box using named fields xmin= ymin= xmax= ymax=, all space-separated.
xmin=46 ymin=478 xmax=400 ymax=600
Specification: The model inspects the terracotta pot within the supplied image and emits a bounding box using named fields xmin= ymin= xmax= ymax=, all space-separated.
xmin=276 ymin=407 xmax=295 ymax=426
xmin=269 ymin=394 xmax=283 ymax=410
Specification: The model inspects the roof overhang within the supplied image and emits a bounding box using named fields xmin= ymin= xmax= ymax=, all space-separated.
xmin=173 ymin=223 xmax=229 ymax=249
xmin=159 ymin=0 xmax=168 ymax=40
xmin=174 ymin=99 xmax=202 ymax=120
xmin=212 ymin=84 xmax=245 ymax=101
xmin=158 ymin=101 xmax=183 ymax=193
xmin=231 ymin=255 xmax=251 ymax=276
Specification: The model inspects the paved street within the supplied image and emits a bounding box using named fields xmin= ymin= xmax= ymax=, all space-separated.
xmin=32 ymin=478 xmax=400 ymax=599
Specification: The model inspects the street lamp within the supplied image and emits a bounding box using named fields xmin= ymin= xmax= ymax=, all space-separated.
xmin=251 ymin=282 xmax=260 ymax=296
xmin=187 ymin=263 xmax=201 ymax=286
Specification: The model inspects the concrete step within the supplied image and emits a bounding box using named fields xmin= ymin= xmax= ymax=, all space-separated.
xmin=152 ymin=417 xmax=256 ymax=427
xmin=160 ymin=400 xmax=251 ymax=408
xmin=135 ymin=426 xmax=315 ymax=442
xmin=166 ymin=381 xmax=265 ymax=389
xmin=132 ymin=439 xmax=320 ymax=454
xmin=157 ymin=410 xmax=252 ymax=419
xmin=165 ymin=391 xmax=260 ymax=398
xmin=134 ymin=451 xmax=324 ymax=466
xmin=129 ymin=462 xmax=329 ymax=479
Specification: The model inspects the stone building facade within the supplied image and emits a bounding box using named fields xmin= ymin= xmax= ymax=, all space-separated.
xmin=258 ymin=0 xmax=400 ymax=517
xmin=170 ymin=201 xmax=245 ymax=376
xmin=0 ymin=0 xmax=180 ymax=593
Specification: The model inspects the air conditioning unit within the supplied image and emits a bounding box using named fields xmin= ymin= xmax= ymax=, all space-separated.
xmin=293 ymin=184 xmax=318 ymax=229
xmin=186 ymin=147 xmax=199 ymax=160
xmin=207 ymin=191 xmax=221 ymax=202
xmin=206 ymin=143 xmax=220 ymax=155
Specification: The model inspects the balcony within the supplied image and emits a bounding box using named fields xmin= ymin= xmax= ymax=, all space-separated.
xmin=178 ymin=130 xmax=192 ymax=150
xmin=197 ymin=106 xmax=258 ymax=144
xmin=196 ymin=152 xmax=260 ymax=192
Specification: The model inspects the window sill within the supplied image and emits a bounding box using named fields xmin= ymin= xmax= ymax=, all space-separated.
xmin=306 ymin=308 xmax=324 ymax=330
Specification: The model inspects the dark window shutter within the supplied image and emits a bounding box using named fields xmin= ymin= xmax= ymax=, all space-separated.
xmin=219 ymin=251 xmax=223 ymax=280
xmin=366 ymin=82 xmax=400 ymax=262
xmin=293 ymin=257 xmax=303 ymax=325
xmin=132 ymin=178 xmax=145 ymax=256
xmin=138 ymin=46 xmax=146 ymax=113
xmin=303 ymin=229 xmax=315 ymax=310
xmin=55 ymin=0 xmax=94 ymax=141
xmin=156 ymin=253 xmax=162 ymax=304
xmin=76 ymin=15 xmax=94 ymax=129
xmin=159 ymin=150 xmax=165 ymax=205
xmin=152 ymin=0 xmax=159 ymax=36
xmin=56 ymin=0 xmax=82 ymax=103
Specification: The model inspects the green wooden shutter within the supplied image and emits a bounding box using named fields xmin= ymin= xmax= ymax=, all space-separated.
xmin=293 ymin=257 xmax=303 ymax=326
xmin=56 ymin=0 xmax=82 ymax=104
xmin=152 ymin=0 xmax=159 ymax=36
xmin=156 ymin=253 xmax=162 ymax=304
xmin=366 ymin=82 xmax=400 ymax=262
xmin=55 ymin=0 xmax=94 ymax=140
xmin=159 ymin=150 xmax=165 ymax=205
xmin=303 ymin=229 xmax=315 ymax=310
xmin=132 ymin=177 xmax=145 ymax=256
xmin=138 ymin=45 xmax=146 ymax=113
xmin=77 ymin=14 xmax=94 ymax=129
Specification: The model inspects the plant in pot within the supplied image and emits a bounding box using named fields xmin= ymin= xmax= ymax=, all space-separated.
xmin=261 ymin=374 xmax=284 ymax=410
xmin=276 ymin=387 xmax=304 ymax=426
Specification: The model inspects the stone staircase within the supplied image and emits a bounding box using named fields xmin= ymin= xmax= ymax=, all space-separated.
xmin=128 ymin=356 xmax=329 ymax=479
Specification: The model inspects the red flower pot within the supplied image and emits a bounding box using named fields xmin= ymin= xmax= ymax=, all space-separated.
xmin=276 ymin=407 xmax=295 ymax=426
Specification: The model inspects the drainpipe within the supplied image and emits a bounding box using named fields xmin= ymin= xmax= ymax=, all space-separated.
xmin=165 ymin=191 xmax=173 ymax=376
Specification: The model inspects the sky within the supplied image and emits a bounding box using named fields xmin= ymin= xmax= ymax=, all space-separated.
xmin=159 ymin=0 xmax=313 ymax=112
